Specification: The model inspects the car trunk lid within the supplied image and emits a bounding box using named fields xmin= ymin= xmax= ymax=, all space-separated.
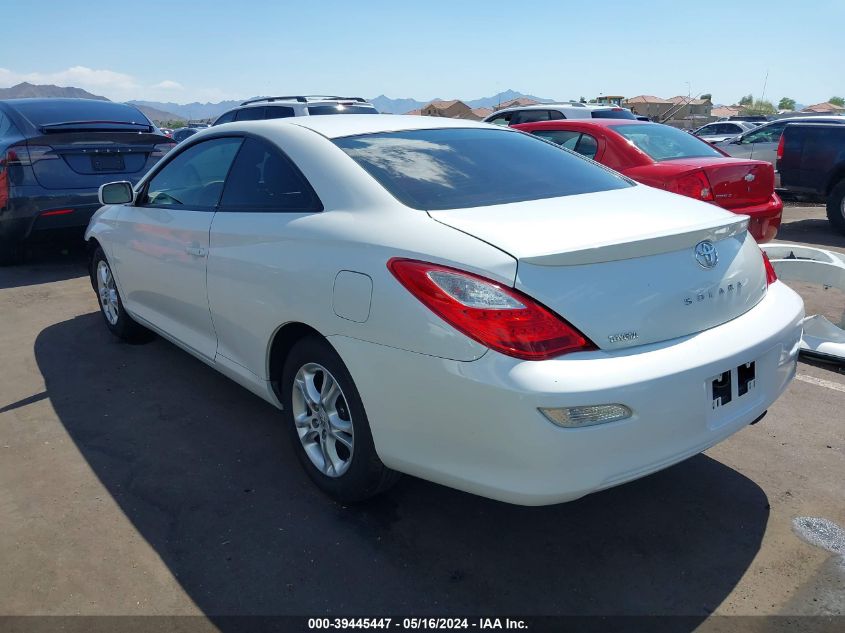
xmin=26 ymin=129 xmax=171 ymax=190
xmin=430 ymin=186 xmax=768 ymax=350
xmin=664 ymin=157 xmax=774 ymax=209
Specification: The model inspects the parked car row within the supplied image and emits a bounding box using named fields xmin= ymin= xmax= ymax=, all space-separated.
xmin=86 ymin=113 xmax=803 ymax=505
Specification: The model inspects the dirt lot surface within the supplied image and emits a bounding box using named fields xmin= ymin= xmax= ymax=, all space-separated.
xmin=0 ymin=205 xmax=843 ymax=631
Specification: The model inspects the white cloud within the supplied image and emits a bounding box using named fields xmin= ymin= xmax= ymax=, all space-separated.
xmin=152 ymin=80 xmax=183 ymax=90
xmin=0 ymin=67 xmax=196 ymax=102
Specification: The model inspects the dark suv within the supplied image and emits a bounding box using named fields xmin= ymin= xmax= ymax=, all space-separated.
xmin=0 ymin=98 xmax=174 ymax=264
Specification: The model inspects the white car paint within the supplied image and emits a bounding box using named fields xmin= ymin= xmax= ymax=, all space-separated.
xmin=87 ymin=114 xmax=804 ymax=505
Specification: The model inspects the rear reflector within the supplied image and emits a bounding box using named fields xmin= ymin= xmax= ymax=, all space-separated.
xmin=41 ymin=209 xmax=74 ymax=217
xmin=388 ymin=258 xmax=595 ymax=360
xmin=776 ymin=134 xmax=785 ymax=162
xmin=540 ymin=404 xmax=632 ymax=428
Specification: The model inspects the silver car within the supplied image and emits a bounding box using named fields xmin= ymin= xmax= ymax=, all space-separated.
xmin=692 ymin=121 xmax=756 ymax=144
xmin=718 ymin=116 xmax=845 ymax=167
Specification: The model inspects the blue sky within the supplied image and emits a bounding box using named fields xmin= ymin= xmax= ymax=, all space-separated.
xmin=1 ymin=0 xmax=841 ymax=105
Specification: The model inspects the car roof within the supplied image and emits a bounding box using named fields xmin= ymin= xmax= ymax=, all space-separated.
xmin=281 ymin=113 xmax=496 ymax=138
xmin=513 ymin=119 xmax=648 ymax=131
xmin=489 ymin=102 xmax=620 ymax=115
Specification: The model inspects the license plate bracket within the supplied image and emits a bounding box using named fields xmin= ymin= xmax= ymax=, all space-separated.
xmin=91 ymin=153 xmax=125 ymax=171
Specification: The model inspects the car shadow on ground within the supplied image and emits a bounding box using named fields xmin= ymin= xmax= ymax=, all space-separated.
xmin=35 ymin=314 xmax=770 ymax=626
xmin=777 ymin=218 xmax=845 ymax=250
xmin=0 ymin=241 xmax=88 ymax=290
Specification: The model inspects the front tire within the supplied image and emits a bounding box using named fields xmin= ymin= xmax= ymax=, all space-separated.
xmin=90 ymin=247 xmax=150 ymax=342
xmin=281 ymin=335 xmax=399 ymax=503
xmin=826 ymin=179 xmax=845 ymax=236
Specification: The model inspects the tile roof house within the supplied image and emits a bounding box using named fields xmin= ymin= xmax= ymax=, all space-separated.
xmin=421 ymin=99 xmax=478 ymax=120
xmin=802 ymin=102 xmax=845 ymax=113
xmin=711 ymin=106 xmax=744 ymax=119
xmin=622 ymin=95 xmax=673 ymax=120
xmin=493 ymin=97 xmax=539 ymax=111
xmin=471 ymin=107 xmax=493 ymax=119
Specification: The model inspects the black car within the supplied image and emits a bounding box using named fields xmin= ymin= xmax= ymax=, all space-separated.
xmin=0 ymin=98 xmax=174 ymax=264
xmin=172 ymin=127 xmax=200 ymax=143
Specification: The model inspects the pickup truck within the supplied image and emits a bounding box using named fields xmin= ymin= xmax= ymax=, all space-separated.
xmin=777 ymin=122 xmax=845 ymax=234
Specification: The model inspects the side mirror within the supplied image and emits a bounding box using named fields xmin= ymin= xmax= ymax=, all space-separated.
xmin=98 ymin=181 xmax=134 ymax=205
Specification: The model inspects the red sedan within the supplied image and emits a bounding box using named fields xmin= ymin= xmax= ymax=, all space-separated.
xmin=513 ymin=119 xmax=783 ymax=242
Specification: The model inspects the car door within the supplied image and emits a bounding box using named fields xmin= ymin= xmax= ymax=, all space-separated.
xmin=729 ymin=121 xmax=785 ymax=163
xmin=110 ymin=136 xmax=243 ymax=359
xmin=207 ymin=136 xmax=323 ymax=377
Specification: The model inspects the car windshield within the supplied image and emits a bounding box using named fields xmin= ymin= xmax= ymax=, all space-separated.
xmin=613 ymin=123 xmax=723 ymax=161
xmin=334 ymin=128 xmax=631 ymax=211
xmin=308 ymin=105 xmax=378 ymax=115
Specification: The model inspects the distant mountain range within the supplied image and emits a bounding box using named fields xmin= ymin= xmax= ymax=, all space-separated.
xmin=131 ymin=89 xmax=557 ymax=119
xmin=1 ymin=83 xmax=558 ymax=122
xmin=369 ymin=90 xmax=556 ymax=113
xmin=0 ymin=82 xmax=185 ymax=123
xmin=0 ymin=82 xmax=109 ymax=101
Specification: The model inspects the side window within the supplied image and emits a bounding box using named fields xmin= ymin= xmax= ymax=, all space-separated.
xmin=727 ymin=124 xmax=743 ymax=134
xmin=487 ymin=112 xmax=512 ymax=126
xmin=548 ymin=110 xmax=565 ymax=120
xmin=219 ymin=137 xmax=322 ymax=212
xmin=574 ymin=133 xmax=598 ymax=159
xmin=512 ymin=110 xmax=551 ymax=124
xmin=235 ymin=107 xmax=266 ymax=121
xmin=743 ymin=123 xmax=784 ymax=144
xmin=214 ymin=110 xmax=237 ymax=125
xmin=143 ymin=137 xmax=242 ymax=209
xmin=264 ymin=106 xmax=295 ymax=119
xmin=532 ymin=129 xmax=581 ymax=150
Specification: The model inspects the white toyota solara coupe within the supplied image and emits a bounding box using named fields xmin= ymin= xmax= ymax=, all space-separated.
xmin=86 ymin=115 xmax=804 ymax=505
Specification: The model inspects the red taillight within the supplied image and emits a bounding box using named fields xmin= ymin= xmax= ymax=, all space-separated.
xmin=673 ymin=170 xmax=714 ymax=201
xmin=151 ymin=142 xmax=176 ymax=158
xmin=4 ymin=144 xmax=58 ymax=166
xmin=776 ymin=134 xmax=785 ymax=161
xmin=762 ymin=251 xmax=777 ymax=286
xmin=41 ymin=208 xmax=74 ymax=217
xmin=387 ymin=258 xmax=595 ymax=360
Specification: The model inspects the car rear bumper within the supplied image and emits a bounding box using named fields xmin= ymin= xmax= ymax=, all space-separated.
xmin=329 ymin=281 xmax=803 ymax=505
xmin=0 ymin=189 xmax=100 ymax=243
xmin=723 ymin=193 xmax=783 ymax=243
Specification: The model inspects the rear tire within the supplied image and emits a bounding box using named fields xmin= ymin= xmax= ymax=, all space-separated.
xmin=826 ymin=179 xmax=845 ymax=236
xmin=281 ymin=335 xmax=399 ymax=503
xmin=90 ymin=247 xmax=150 ymax=342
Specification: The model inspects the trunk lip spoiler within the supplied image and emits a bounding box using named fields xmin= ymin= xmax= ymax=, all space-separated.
xmin=520 ymin=217 xmax=749 ymax=267
xmin=39 ymin=120 xmax=153 ymax=133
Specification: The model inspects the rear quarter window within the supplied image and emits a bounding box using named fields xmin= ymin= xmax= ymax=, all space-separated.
xmin=591 ymin=109 xmax=636 ymax=120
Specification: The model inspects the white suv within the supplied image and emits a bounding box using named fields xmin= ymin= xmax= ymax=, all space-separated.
xmin=212 ymin=95 xmax=378 ymax=125
xmin=483 ymin=102 xmax=637 ymax=126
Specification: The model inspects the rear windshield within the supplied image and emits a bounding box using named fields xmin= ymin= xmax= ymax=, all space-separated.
xmin=11 ymin=100 xmax=152 ymax=129
xmin=590 ymin=108 xmax=636 ymax=120
xmin=613 ymin=123 xmax=723 ymax=161
xmin=334 ymin=128 xmax=631 ymax=210
xmin=308 ymin=105 xmax=378 ymax=116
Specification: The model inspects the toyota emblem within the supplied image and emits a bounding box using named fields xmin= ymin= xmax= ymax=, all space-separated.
xmin=694 ymin=240 xmax=719 ymax=269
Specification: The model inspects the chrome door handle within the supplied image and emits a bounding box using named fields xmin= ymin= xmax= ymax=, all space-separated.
xmin=185 ymin=246 xmax=207 ymax=257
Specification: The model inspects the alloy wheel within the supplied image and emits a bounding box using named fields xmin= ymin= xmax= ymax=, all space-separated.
xmin=291 ymin=363 xmax=354 ymax=477
xmin=96 ymin=260 xmax=119 ymax=326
